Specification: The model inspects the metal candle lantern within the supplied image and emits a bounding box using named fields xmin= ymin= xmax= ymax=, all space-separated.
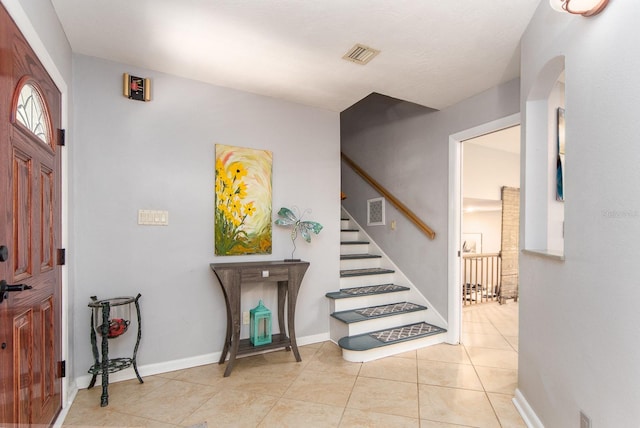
xmin=250 ymin=300 xmax=272 ymax=346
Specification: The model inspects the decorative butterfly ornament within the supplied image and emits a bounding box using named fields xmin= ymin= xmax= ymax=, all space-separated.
xmin=275 ymin=207 xmax=323 ymax=260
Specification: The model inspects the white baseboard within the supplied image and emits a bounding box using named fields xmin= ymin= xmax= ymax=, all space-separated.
xmin=74 ymin=332 xmax=330 ymax=389
xmin=74 ymin=351 xmax=222 ymax=389
xmin=297 ymin=332 xmax=330 ymax=346
xmin=53 ymin=387 xmax=78 ymax=428
xmin=61 ymin=333 xmax=330 ymax=426
xmin=513 ymin=388 xmax=544 ymax=428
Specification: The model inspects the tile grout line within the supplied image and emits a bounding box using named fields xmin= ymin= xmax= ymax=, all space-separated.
xmin=337 ymin=357 xmax=363 ymax=425
xmin=64 ymin=304 xmax=520 ymax=427
xmin=470 ymin=303 xmax=521 ymax=427
xmin=415 ymin=351 xmax=422 ymax=423
xmin=463 ymin=306 xmax=510 ymax=428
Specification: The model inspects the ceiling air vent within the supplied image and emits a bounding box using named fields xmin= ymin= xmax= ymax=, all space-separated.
xmin=343 ymin=44 xmax=380 ymax=65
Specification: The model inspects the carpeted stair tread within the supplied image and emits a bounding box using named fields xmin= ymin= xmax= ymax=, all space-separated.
xmin=340 ymin=267 xmax=394 ymax=277
xmin=340 ymin=253 xmax=382 ymax=260
xmin=326 ymin=284 xmax=409 ymax=299
xmin=338 ymin=322 xmax=447 ymax=351
xmin=341 ymin=240 xmax=370 ymax=245
xmin=331 ymin=302 xmax=427 ymax=324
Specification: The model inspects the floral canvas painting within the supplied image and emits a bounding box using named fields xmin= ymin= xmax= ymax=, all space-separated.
xmin=215 ymin=144 xmax=272 ymax=255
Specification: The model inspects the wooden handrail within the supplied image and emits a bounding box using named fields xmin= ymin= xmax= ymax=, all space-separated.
xmin=341 ymin=152 xmax=436 ymax=240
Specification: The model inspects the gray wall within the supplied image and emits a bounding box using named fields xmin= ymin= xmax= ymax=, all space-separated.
xmin=519 ymin=2 xmax=640 ymax=427
xmin=71 ymin=54 xmax=340 ymax=380
xmin=341 ymin=81 xmax=520 ymax=318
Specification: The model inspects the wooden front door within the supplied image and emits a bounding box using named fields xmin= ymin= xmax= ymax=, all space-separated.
xmin=0 ymin=4 xmax=63 ymax=426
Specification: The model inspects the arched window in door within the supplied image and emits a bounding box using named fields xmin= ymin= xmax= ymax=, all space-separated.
xmin=12 ymin=78 xmax=52 ymax=147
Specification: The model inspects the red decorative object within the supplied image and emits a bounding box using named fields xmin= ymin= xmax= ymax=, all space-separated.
xmin=107 ymin=318 xmax=129 ymax=338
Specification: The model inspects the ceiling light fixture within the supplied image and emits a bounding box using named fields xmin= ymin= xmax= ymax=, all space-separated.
xmin=549 ymin=0 xmax=609 ymax=17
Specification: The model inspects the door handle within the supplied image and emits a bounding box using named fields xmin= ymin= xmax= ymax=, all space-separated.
xmin=0 ymin=280 xmax=33 ymax=304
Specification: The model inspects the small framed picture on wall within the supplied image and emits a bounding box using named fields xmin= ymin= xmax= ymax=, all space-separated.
xmin=462 ymin=233 xmax=482 ymax=254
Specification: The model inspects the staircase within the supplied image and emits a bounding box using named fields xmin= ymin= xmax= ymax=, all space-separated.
xmin=326 ymin=210 xmax=447 ymax=362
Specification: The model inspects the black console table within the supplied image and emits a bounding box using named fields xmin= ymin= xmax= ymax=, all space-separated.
xmin=210 ymin=260 xmax=309 ymax=377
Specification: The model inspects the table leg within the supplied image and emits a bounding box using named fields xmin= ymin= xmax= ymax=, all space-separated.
xmin=218 ymin=286 xmax=232 ymax=364
xmin=277 ymin=281 xmax=290 ymax=351
xmin=223 ymin=285 xmax=241 ymax=377
xmin=88 ymin=306 xmax=99 ymax=389
xmin=132 ymin=295 xmax=144 ymax=384
xmin=286 ymin=283 xmax=301 ymax=362
xmin=100 ymin=302 xmax=110 ymax=407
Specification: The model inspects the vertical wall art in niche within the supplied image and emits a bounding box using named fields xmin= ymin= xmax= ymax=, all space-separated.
xmin=556 ymin=107 xmax=565 ymax=201
xmin=215 ymin=144 xmax=273 ymax=255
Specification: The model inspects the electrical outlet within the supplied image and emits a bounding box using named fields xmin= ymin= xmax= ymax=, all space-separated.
xmin=242 ymin=311 xmax=250 ymax=325
xmin=391 ymin=220 xmax=397 ymax=230
xmin=580 ymin=411 xmax=591 ymax=428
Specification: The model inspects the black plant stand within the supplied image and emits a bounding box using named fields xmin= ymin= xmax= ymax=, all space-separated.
xmin=87 ymin=294 xmax=143 ymax=407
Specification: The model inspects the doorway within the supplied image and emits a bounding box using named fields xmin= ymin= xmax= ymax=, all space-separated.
xmin=462 ymin=126 xmax=520 ymax=306
xmin=448 ymin=114 xmax=522 ymax=405
xmin=447 ymin=113 xmax=520 ymax=344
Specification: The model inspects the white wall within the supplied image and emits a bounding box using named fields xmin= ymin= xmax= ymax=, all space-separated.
xmin=71 ymin=55 xmax=340 ymax=380
xmin=463 ymin=143 xmax=520 ymax=202
xmin=463 ymin=211 xmax=502 ymax=254
xmin=462 ymin=142 xmax=520 ymax=256
xmin=519 ymin=2 xmax=640 ymax=427
xmin=341 ymin=79 xmax=520 ymax=319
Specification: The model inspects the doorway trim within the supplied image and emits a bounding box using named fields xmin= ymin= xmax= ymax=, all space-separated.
xmin=447 ymin=112 xmax=520 ymax=344
xmin=2 ymin=0 xmax=72 ymax=414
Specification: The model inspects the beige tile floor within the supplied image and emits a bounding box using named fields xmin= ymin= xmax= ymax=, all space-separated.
xmin=62 ymin=301 xmax=523 ymax=428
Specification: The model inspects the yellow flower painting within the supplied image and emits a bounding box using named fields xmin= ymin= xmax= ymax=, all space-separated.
xmin=215 ymin=144 xmax=272 ymax=255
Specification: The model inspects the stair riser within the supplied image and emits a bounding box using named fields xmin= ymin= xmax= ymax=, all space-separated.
xmin=339 ymin=273 xmax=395 ymax=288
xmin=339 ymin=332 xmax=447 ymax=363
xmin=331 ymin=310 xmax=428 ymax=338
xmin=340 ymin=244 xmax=369 ymax=255
xmin=329 ymin=290 xmax=411 ymax=312
xmin=340 ymin=230 xmax=360 ymax=241
xmin=340 ymin=258 xmax=381 ymax=271
xmin=334 ymin=209 xmax=448 ymax=363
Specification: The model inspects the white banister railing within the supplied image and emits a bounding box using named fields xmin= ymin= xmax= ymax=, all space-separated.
xmin=462 ymin=253 xmax=501 ymax=305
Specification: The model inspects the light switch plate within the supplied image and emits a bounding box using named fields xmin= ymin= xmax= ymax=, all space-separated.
xmin=138 ymin=209 xmax=169 ymax=226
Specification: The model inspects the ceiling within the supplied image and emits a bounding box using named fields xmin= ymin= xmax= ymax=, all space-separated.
xmin=51 ymin=0 xmax=541 ymax=112
xmin=51 ymin=2 xmax=531 ymax=216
